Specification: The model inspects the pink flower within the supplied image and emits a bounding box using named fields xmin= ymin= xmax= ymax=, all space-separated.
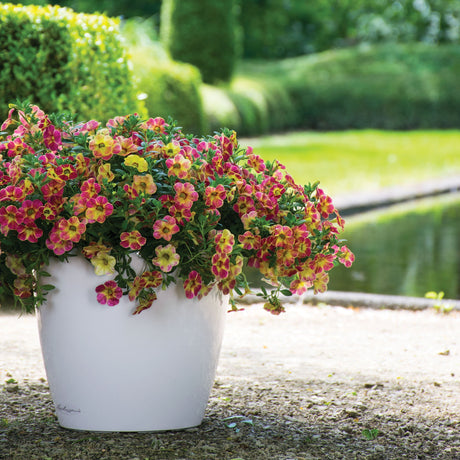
xmin=173 ymin=182 xmax=198 ymax=209
xmin=184 ymin=271 xmax=202 ymax=299
xmin=152 ymin=244 xmax=180 ymax=272
xmin=153 ymin=216 xmax=180 ymax=241
xmin=165 ymin=153 xmax=191 ymax=179
xmin=85 ymin=196 xmax=114 ymax=224
xmin=95 ymin=281 xmax=123 ymax=306
xmin=120 ymin=230 xmax=147 ymax=250
xmin=43 ymin=125 xmax=62 ymax=151
xmin=204 ymin=184 xmax=226 ymax=209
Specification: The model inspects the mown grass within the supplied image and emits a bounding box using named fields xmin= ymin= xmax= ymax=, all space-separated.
xmin=241 ymin=130 xmax=460 ymax=197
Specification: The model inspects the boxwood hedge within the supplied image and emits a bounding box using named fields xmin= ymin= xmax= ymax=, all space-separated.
xmin=0 ymin=3 xmax=138 ymax=121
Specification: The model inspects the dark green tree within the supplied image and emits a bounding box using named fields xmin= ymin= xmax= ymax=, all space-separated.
xmin=160 ymin=0 xmax=239 ymax=84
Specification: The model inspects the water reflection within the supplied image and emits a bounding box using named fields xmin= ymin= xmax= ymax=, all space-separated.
xmin=329 ymin=193 xmax=460 ymax=298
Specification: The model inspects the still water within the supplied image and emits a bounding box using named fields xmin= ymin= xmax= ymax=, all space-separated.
xmin=329 ymin=193 xmax=460 ymax=299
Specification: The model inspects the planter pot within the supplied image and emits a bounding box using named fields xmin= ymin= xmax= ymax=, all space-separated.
xmin=37 ymin=256 xmax=227 ymax=432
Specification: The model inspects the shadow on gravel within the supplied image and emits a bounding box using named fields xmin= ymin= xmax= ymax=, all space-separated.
xmin=1 ymin=377 xmax=459 ymax=460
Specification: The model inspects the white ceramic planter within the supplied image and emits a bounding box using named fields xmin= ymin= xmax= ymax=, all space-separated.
xmin=37 ymin=256 xmax=227 ymax=432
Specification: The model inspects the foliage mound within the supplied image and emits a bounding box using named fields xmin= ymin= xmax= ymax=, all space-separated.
xmin=0 ymin=3 xmax=138 ymax=121
xmin=208 ymin=43 xmax=460 ymax=135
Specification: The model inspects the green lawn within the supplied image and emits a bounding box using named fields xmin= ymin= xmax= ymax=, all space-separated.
xmin=241 ymin=130 xmax=460 ymax=198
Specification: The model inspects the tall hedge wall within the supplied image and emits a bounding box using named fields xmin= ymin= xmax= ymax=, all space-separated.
xmin=0 ymin=3 xmax=138 ymax=121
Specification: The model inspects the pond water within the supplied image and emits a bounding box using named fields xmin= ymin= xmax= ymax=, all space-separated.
xmin=328 ymin=193 xmax=460 ymax=299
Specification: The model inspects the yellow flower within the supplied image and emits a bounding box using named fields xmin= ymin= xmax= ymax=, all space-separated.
xmin=124 ymin=154 xmax=148 ymax=173
xmin=91 ymin=253 xmax=116 ymax=276
xmin=97 ymin=163 xmax=115 ymax=183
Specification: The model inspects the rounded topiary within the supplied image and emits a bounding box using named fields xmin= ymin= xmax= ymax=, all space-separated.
xmin=160 ymin=0 xmax=239 ymax=85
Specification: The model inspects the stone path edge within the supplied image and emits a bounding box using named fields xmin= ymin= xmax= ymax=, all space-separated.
xmin=335 ymin=175 xmax=460 ymax=216
xmin=237 ymin=290 xmax=460 ymax=311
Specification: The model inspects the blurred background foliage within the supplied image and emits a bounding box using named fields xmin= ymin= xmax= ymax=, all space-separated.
xmin=2 ymin=0 xmax=460 ymax=134
xmin=10 ymin=0 xmax=460 ymax=57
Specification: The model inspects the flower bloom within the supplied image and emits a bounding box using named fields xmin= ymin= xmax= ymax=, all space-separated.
xmin=233 ymin=195 xmax=255 ymax=216
xmin=120 ymin=230 xmax=147 ymax=250
xmin=271 ymin=225 xmax=293 ymax=248
xmin=5 ymin=137 xmax=34 ymax=157
xmin=211 ymin=253 xmax=230 ymax=280
xmin=132 ymin=174 xmax=157 ymax=195
xmin=5 ymin=254 xmax=27 ymax=276
xmin=54 ymin=164 xmax=78 ymax=181
xmin=96 ymin=280 xmax=123 ymax=306
xmin=82 ymin=242 xmax=111 ymax=259
xmin=97 ymin=163 xmax=115 ymax=183
xmin=313 ymin=253 xmax=335 ymax=273
xmin=43 ymin=125 xmax=62 ymax=151
xmin=85 ymin=196 xmax=114 ymax=224
xmin=116 ymin=136 xmax=138 ymax=156
xmin=57 ymin=216 xmax=86 ymax=243
xmin=17 ymin=222 xmax=43 ymax=243
xmin=132 ymin=293 xmax=157 ymax=315
xmin=140 ymin=117 xmax=167 ymax=133
xmin=316 ymin=188 xmax=335 ymax=218
xmin=204 ymin=184 xmax=226 ymax=209
xmin=0 ymin=205 xmax=22 ymax=233
xmin=153 ymin=215 xmax=180 ymax=241
xmin=128 ymin=275 xmax=147 ymax=301
xmin=81 ymin=178 xmax=101 ymax=199
xmin=215 ymin=229 xmax=234 ymax=254
xmin=46 ymin=234 xmax=73 ymax=255
xmin=238 ymin=230 xmax=261 ymax=250
xmin=335 ymin=245 xmax=355 ymax=268
xmin=173 ymin=182 xmax=198 ymax=209
xmin=161 ymin=141 xmax=181 ymax=157
xmin=91 ymin=252 xmax=116 ymax=276
xmin=124 ymin=154 xmax=148 ymax=172
xmin=168 ymin=205 xmax=194 ymax=224
xmin=39 ymin=178 xmax=64 ymax=200
xmin=166 ymin=154 xmax=191 ymax=179
xmin=14 ymin=275 xmax=33 ymax=299
xmin=184 ymin=270 xmax=202 ymax=299
xmin=290 ymin=278 xmax=312 ymax=295
xmin=140 ymin=270 xmax=163 ymax=288
xmin=0 ymin=184 xmax=28 ymax=202
xmin=152 ymin=244 xmax=180 ymax=272
xmin=89 ymin=133 xmax=121 ymax=160
xmin=313 ymin=271 xmax=329 ymax=294
xmin=247 ymin=153 xmax=266 ymax=173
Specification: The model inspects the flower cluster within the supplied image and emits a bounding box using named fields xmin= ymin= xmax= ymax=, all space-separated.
xmin=0 ymin=102 xmax=353 ymax=315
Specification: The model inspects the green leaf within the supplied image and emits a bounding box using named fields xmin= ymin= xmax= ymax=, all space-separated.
xmin=362 ymin=428 xmax=379 ymax=440
xmin=41 ymin=284 xmax=55 ymax=291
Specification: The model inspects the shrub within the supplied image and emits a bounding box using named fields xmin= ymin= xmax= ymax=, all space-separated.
xmin=0 ymin=3 xmax=138 ymax=121
xmin=231 ymin=43 xmax=460 ymax=131
xmin=202 ymin=73 xmax=296 ymax=136
xmin=132 ymin=54 xmax=206 ymax=135
xmin=160 ymin=0 xmax=239 ymax=84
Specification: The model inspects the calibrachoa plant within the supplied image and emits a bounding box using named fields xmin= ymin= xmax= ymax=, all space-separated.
xmin=0 ymin=102 xmax=354 ymax=315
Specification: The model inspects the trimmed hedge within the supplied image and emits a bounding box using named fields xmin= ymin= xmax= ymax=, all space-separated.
xmin=205 ymin=43 xmax=460 ymax=135
xmin=280 ymin=43 xmax=460 ymax=130
xmin=160 ymin=0 xmax=239 ymax=84
xmin=131 ymin=50 xmax=206 ymax=135
xmin=0 ymin=3 xmax=138 ymax=121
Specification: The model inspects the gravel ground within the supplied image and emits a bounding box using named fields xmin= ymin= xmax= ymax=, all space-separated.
xmin=1 ymin=302 xmax=459 ymax=459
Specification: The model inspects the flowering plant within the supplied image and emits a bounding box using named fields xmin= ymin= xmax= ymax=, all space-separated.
xmin=0 ymin=102 xmax=354 ymax=315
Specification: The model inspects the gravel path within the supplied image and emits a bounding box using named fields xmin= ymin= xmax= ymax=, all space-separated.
xmin=1 ymin=303 xmax=459 ymax=459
